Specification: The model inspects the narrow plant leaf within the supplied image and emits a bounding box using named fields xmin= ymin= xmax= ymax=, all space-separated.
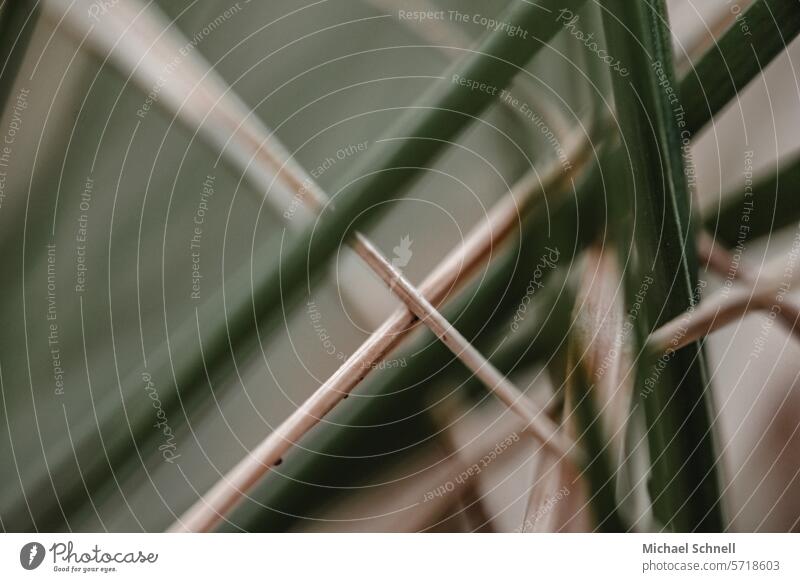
xmin=706 ymin=152 xmax=800 ymax=247
xmin=679 ymin=0 xmax=800 ymax=136
xmin=44 ymin=0 xmax=323 ymax=218
xmin=0 ymin=0 xmax=38 ymax=114
xmin=673 ymin=1 xmax=754 ymax=75
xmin=570 ymin=244 xmax=632 ymax=469
xmin=563 ymin=243 xmax=629 ymax=531
xmin=566 ymin=357 xmax=627 ymax=531
xmin=601 ymin=0 xmax=724 ymax=531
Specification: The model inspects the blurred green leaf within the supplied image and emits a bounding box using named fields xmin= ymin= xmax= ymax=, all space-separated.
xmin=0 ymin=0 xmax=38 ymax=114
xmin=680 ymin=0 xmax=800 ymax=136
xmin=707 ymin=152 xmax=800 ymax=247
xmin=567 ymin=352 xmax=626 ymax=531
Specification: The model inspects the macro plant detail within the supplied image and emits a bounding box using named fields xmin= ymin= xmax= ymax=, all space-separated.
xmin=1 ymin=0 xmax=800 ymax=536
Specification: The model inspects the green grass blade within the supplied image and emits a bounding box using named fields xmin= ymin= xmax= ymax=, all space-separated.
xmin=680 ymin=0 xmax=800 ymax=136
xmin=568 ymin=355 xmax=627 ymax=531
xmin=706 ymin=152 xmax=800 ymax=247
xmin=601 ymin=0 xmax=724 ymax=531
xmin=0 ymin=0 xmax=38 ymax=114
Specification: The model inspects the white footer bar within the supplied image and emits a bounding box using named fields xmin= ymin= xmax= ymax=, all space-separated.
xmin=1 ymin=533 xmax=798 ymax=580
